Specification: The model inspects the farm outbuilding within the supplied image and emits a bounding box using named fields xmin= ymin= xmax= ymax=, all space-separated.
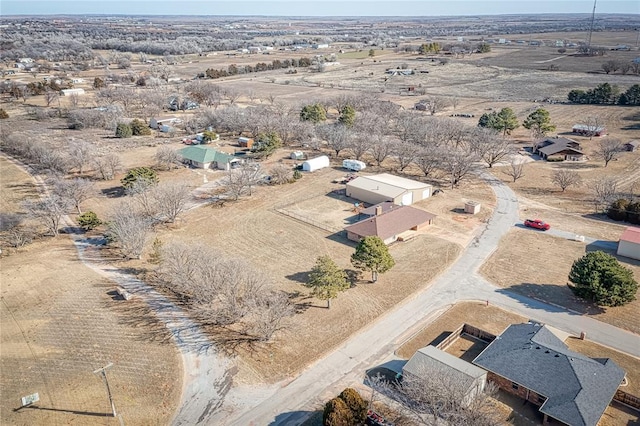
xmin=60 ymin=88 xmax=85 ymax=96
xmin=238 ymin=137 xmax=254 ymax=148
xmin=179 ymin=146 xmax=240 ymax=170
xmin=346 ymin=173 xmax=432 ymax=206
xmin=617 ymin=226 xmax=640 ymax=260
xmin=290 ymin=151 xmax=305 ymax=160
xmin=150 ymin=116 xmax=182 ymax=130
xmin=302 ymin=155 xmax=330 ymax=172
xmin=572 ymin=124 xmax=606 ymax=137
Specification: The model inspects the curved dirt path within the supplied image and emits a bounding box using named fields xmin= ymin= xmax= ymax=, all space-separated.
xmin=1 ymin=154 xmax=233 ymax=425
xmin=222 ymin=172 xmax=640 ymax=426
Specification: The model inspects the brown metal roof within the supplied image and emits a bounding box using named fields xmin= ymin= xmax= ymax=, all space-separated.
xmin=345 ymin=206 xmax=436 ymax=241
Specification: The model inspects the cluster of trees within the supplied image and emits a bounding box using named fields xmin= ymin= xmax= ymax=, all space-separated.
xmin=568 ymin=83 xmax=640 ymax=106
xmin=203 ymin=57 xmax=313 ymax=79
xmin=115 ymin=119 xmax=152 ymax=138
xmin=607 ymin=198 xmax=640 ymax=224
xmin=478 ymin=107 xmax=557 ymax=140
xmin=305 ymin=236 xmax=395 ymax=308
xmin=323 ymin=388 xmax=368 ymax=426
xmin=569 ymin=251 xmax=637 ymax=307
xmin=154 ymin=240 xmax=294 ymax=342
xmin=601 ymin=60 xmax=640 ymax=75
xmin=196 ymin=94 xmax=513 ymax=189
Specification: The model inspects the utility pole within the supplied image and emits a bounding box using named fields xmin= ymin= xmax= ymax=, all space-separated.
xmin=93 ymin=363 xmax=117 ymax=418
xmin=586 ymin=0 xmax=597 ymax=52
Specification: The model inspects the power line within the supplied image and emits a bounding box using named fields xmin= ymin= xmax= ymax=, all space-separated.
xmin=587 ymin=0 xmax=597 ymax=51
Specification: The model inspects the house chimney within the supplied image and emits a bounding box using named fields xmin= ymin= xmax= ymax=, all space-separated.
xmin=375 ymin=205 xmax=383 ymax=216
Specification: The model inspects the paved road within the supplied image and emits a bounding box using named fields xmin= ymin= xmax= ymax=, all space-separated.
xmin=223 ymin=173 xmax=640 ymax=426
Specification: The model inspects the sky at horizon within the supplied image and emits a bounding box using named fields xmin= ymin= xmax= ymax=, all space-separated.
xmin=1 ymin=0 xmax=639 ymax=17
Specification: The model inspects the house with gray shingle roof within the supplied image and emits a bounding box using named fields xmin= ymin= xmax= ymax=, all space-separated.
xmin=473 ymin=322 xmax=625 ymax=426
xmin=535 ymin=137 xmax=584 ymax=161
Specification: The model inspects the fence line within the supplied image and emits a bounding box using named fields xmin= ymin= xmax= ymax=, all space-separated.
xmin=274 ymin=208 xmax=343 ymax=234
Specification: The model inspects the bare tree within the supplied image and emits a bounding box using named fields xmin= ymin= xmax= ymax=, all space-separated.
xmin=67 ymin=93 xmax=81 ymax=108
xmin=220 ymin=163 xmax=262 ymax=200
xmin=595 ymin=138 xmax=624 ymax=167
xmin=269 ymin=163 xmax=293 ymax=185
xmin=348 ymin=132 xmax=370 ymax=161
xmin=440 ymin=149 xmax=478 ymax=189
xmin=152 ymin=182 xmax=191 ymax=223
xmin=66 ymin=139 xmax=96 ymax=174
xmin=318 ymin=123 xmax=352 ymax=158
xmin=50 ymin=177 xmax=96 ymax=214
xmin=394 ymin=366 xmax=502 ymax=426
xmin=551 ymin=169 xmax=582 ymax=192
xmin=469 ymin=128 xmax=513 ymax=168
xmin=426 ymin=96 xmax=448 ymax=115
xmin=44 ymin=89 xmax=59 ymax=107
xmin=106 ymin=202 xmax=153 ymax=259
xmin=503 ymin=158 xmax=526 ymax=182
xmin=154 ymin=146 xmax=182 ymax=170
xmin=223 ymin=88 xmax=241 ymax=105
xmin=23 ymin=195 xmax=71 ymax=236
xmin=392 ymin=140 xmax=421 ymax=171
xmin=247 ymin=290 xmax=294 ymax=341
xmin=93 ymin=154 xmax=122 ymax=180
xmin=370 ymin=137 xmax=394 ymax=166
xmin=414 ymin=147 xmax=443 ymax=177
xmin=589 ymin=177 xmax=618 ymax=213
xmin=581 ymin=116 xmax=605 ymax=140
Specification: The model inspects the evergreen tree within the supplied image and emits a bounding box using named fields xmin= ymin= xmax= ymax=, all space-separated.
xmin=253 ymin=131 xmax=282 ymax=158
xmin=618 ymin=84 xmax=640 ymax=106
xmin=305 ymin=255 xmax=349 ymax=308
xmin=300 ymin=103 xmax=327 ymax=123
xmin=338 ymin=388 xmax=368 ymax=424
xmin=130 ymin=119 xmax=151 ymax=136
xmin=338 ymin=105 xmax=356 ymax=127
xmin=351 ymin=236 xmax=395 ymax=282
xmin=523 ymin=108 xmax=556 ymax=137
xmin=115 ymin=123 xmax=133 ymax=138
xmin=121 ymin=166 xmax=158 ymax=190
xmin=569 ymin=251 xmax=638 ymax=307
xmin=496 ymin=107 xmax=519 ymax=136
xmin=607 ymin=198 xmax=630 ymax=221
xmin=323 ymin=397 xmax=353 ymax=426
xmin=77 ymin=211 xmax=101 ymax=231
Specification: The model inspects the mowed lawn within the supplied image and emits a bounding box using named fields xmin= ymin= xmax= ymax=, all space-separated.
xmin=480 ymin=229 xmax=640 ymax=334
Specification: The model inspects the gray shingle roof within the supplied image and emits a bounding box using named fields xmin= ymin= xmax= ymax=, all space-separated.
xmin=473 ymin=322 xmax=625 ymax=426
xmin=536 ymin=138 xmax=583 ymax=156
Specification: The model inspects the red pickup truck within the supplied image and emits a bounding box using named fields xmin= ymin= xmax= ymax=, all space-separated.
xmin=524 ymin=219 xmax=550 ymax=231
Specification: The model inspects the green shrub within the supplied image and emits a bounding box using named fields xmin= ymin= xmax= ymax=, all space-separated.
xmin=323 ymin=397 xmax=353 ymax=426
xmin=338 ymin=388 xmax=368 ymax=424
xmin=130 ymin=119 xmax=151 ymax=136
xmin=0 ymin=108 xmax=8 ymax=119
xmin=78 ymin=211 xmax=101 ymax=230
xmin=121 ymin=166 xmax=158 ymax=189
xmin=607 ymin=198 xmax=630 ymax=221
xmin=115 ymin=123 xmax=133 ymax=138
xmin=293 ymin=169 xmax=302 ymax=180
xmin=626 ymin=202 xmax=640 ymax=225
xmin=569 ymin=251 xmax=638 ymax=307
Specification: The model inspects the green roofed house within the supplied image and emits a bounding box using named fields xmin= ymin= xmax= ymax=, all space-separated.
xmin=179 ymin=146 xmax=241 ymax=170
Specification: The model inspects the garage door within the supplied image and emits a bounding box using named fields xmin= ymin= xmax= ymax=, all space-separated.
xmin=401 ymin=192 xmax=413 ymax=205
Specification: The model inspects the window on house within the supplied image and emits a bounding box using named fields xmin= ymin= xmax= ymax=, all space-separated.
xmin=511 ymin=382 xmax=519 ymax=390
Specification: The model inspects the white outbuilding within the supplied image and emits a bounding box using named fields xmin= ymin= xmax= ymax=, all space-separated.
xmin=617 ymin=227 xmax=640 ymax=260
xmin=60 ymin=88 xmax=85 ymax=96
xmin=346 ymin=173 xmax=432 ymax=206
xmin=302 ymin=155 xmax=330 ymax=172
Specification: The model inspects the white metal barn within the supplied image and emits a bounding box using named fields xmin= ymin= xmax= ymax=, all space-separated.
xmin=346 ymin=173 xmax=433 ymax=206
xmin=302 ymin=155 xmax=330 ymax=172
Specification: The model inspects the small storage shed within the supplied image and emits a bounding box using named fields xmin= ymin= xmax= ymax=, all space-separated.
xmin=61 ymin=88 xmax=85 ymax=96
xmin=464 ymin=201 xmax=481 ymax=215
xmin=238 ymin=137 xmax=254 ymax=148
xmin=617 ymin=226 xmax=640 ymax=260
xmin=290 ymin=151 xmax=305 ymax=160
xmin=302 ymin=155 xmax=330 ymax=172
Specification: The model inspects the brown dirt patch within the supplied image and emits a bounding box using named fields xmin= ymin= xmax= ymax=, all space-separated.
xmin=0 ymin=155 xmax=41 ymax=213
xmin=480 ymin=229 xmax=640 ymax=334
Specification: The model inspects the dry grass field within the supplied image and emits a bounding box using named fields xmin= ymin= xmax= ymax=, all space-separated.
xmin=0 ymin=161 xmax=181 ymax=425
xmin=480 ymin=229 xmax=640 ymax=334
xmin=395 ymin=301 xmax=640 ymax=426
